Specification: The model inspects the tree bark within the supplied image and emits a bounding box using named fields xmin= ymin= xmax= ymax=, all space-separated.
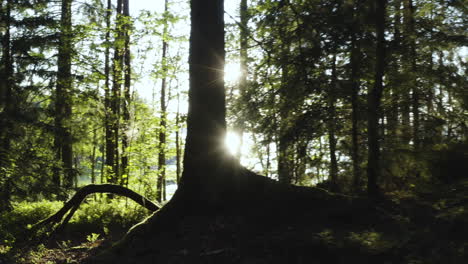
xmin=403 ymin=0 xmax=420 ymax=151
xmin=121 ymin=0 xmax=131 ymax=187
xmin=327 ymin=54 xmax=339 ymax=192
xmin=109 ymin=0 xmax=124 ymax=183
xmin=0 ymin=0 xmax=12 ymax=163
xmin=278 ymin=59 xmax=293 ymax=184
xmin=367 ymin=0 xmax=387 ymax=198
xmin=55 ymin=0 xmax=74 ymax=189
xmin=387 ymin=0 xmax=401 ymax=144
xmin=104 ymin=0 xmax=114 ymax=183
xmin=157 ymin=0 xmax=169 ymax=203
xmin=175 ymin=92 xmax=181 ymax=184
xmin=173 ymin=0 xmax=239 ymax=206
xmin=350 ymin=0 xmax=361 ymax=192
xmin=0 ymin=0 xmax=13 ymax=212
xmin=91 ymin=129 xmax=97 ymax=184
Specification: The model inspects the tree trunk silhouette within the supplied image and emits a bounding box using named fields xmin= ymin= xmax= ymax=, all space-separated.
xmin=157 ymin=0 xmax=169 ymax=203
xmin=327 ymin=54 xmax=339 ymax=192
xmin=278 ymin=53 xmax=293 ymax=184
xmin=54 ymin=0 xmax=74 ymax=189
xmin=173 ymin=0 xmax=235 ymax=204
xmin=0 ymin=0 xmax=13 ymax=211
xmin=91 ymin=129 xmax=97 ymax=184
xmin=367 ymin=0 xmax=387 ymax=198
xmin=403 ymin=0 xmax=420 ymax=151
xmin=350 ymin=0 xmax=362 ymax=192
xmin=109 ymin=0 xmax=124 ymax=183
xmin=175 ymin=92 xmax=181 ymax=184
xmin=121 ymin=0 xmax=131 ymax=187
xmin=385 ymin=0 xmax=401 ymax=146
xmin=0 ymin=0 xmax=13 ymax=164
xmin=104 ymin=0 xmax=114 ymax=183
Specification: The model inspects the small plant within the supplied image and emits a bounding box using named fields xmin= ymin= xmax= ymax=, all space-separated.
xmin=86 ymin=233 xmax=100 ymax=243
xmin=58 ymin=240 xmax=72 ymax=250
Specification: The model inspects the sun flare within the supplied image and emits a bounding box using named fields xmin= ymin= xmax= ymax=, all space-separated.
xmin=224 ymin=62 xmax=241 ymax=84
xmin=224 ymin=131 xmax=241 ymax=156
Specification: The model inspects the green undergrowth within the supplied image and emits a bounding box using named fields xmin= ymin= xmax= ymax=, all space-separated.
xmin=3 ymin=179 xmax=468 ymax=263
xmin=0 ymin=197 xmax=152 ymax=263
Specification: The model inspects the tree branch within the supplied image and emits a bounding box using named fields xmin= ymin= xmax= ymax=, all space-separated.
xmin=32 ymin=184 xmax=160 ymax=233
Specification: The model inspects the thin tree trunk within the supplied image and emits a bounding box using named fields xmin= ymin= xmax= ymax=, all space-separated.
xmin=278 ymin=66 xmax=292 ymax=184
xmin=104 ymin=0 xmax=114 ymax=183
xmin=0 ymin=0 xmax=13 ymax=212
xmin=55 ymin=0 xmax=74 ymax=189
xmin=121 ymin=0 xmax=131 ymax=187
xmin=388 ymin=0 xmax=401 ymax=143
xmin=367 ymin=0 xmax=386 ymax=198
xmin=0 ymin=0 xmax=13 ymax=162
xmin=175 ymin=92 xmax=181 ymax=184
xmin=403 ymin=0 xmax=420 ymax=151
xmin=91 ymin=129 xmax=97 ymax=184
xmin=265 ymin=140 xmax=271 ymax=178
xmin=295 ymin=141 xmax=307 ymax=185
xmin=100 ymin=144 xmax=105 ymax=184
xmin=109 ymin=0 xmax=124 ymax=183
xmin=157 ymin=0 xmax=169 ymax=203
xmin=350 ymin=0 xmax=361 ymax=192
xmin=327 ymin=54 xmax=339 ymax=192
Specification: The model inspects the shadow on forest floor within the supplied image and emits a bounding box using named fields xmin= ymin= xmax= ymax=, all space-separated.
xmin=4 ymin=179 xmax=468 ymax=264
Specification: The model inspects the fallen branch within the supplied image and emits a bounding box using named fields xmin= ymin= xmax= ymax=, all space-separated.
xmin=32 ymin=184 xmax=160 ymax=233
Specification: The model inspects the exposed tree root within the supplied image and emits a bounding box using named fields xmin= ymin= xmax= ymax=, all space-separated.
xmin=32 ymin=184 xmax=160 ymax=235
xmin=86 ymin=169 xmax=375 ymax=263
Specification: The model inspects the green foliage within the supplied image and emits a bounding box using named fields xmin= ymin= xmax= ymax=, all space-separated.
xmin=0 ymin=198 xmax=151 ymax=261
xmin=69 ymin=197 xmax=151 ymax=233
xmin=0 ymin=201 xmax=63 ymax=248
xmin=86 ymin=233 xmax=100 ymax=243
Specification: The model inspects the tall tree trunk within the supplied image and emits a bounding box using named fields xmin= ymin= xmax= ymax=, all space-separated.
xmin=426 ymin=1 xmax=434 ymax=117
xmin=91 ymin=129 xmax=97 ymax=184
xmin=327 ymin=54 xmax=339 ymax=192
xmin=55 ymin=0 xmax=74 ymax=189
xmin=121 ymin=0 xmax=131 ymax=187
xmin=367 ymin=0 xmax=387 ymax=198
xmin=0 ymin=0 xmax=12 ymax=162
xmin=294 ymin=141 xmax=307 ymax=185
xmin=403 ymin=0 xmax=420 ymax=151
xmin=350 ymin=0 xmax=361 ymax=192
xmin=278 ymin=92 xmax=292 ymax=184
xmin=109 ymin=0 xmax=124 ymax=183
xmin=387 ymin=0 xmax=401 ymax=143
xmin=0 ymin=0 xmax=13 ymax=212
xmin=277 ymin=49 xmax=293 ymax=184
xmin=175 ymin=91 xmax=181 ymax=184
xmin=174 ymin=0 xmax=233 ymax=205
xmin=157 ymin=0 xmax=169 ymax=203
xmin=104 ymin=0 xmax=114 ymax=183
xmin=100 ymin=144 xmax=105 ymax=184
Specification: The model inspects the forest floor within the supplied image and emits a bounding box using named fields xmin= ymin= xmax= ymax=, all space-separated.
xmin=4 ymin=179 xmax=468 ymax=264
